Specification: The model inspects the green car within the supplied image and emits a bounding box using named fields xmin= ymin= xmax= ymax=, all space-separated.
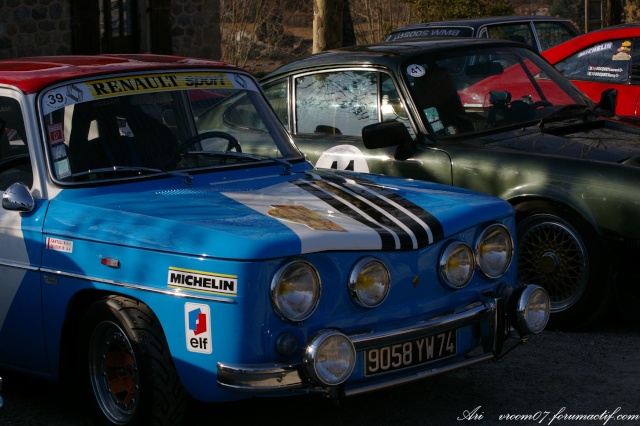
xmin=257 ymin=38 xmax=640 ymax=330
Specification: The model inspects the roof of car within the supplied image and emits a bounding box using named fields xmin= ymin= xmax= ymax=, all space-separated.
xmin=264 ymin=37 xmax=531 ymax=79
xmin=391 ymin=15 xmax=574 ymax=28
xmin=0 ymin=54 xmax=239 ymax=95
xmin=387 ymin=15 xmax=576 ymax=34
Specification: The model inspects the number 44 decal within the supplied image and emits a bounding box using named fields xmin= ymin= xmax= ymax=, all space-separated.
xmin=315 ymin=144 xmax=370 ymax=173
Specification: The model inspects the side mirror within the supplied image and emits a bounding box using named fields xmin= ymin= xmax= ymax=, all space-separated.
xmin=598 ymin=88 xmax=617 ymax=115
xmin=362 ymin=120 xmax=416 ymax=161
xmin=2 ymin=182 xmax=34 ymax=212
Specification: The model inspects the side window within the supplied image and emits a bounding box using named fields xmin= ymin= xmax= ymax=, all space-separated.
xmin=486 ymin=24 xmax=536 ymax=50
xmin=534 ymin=22 xmax=577 ymax=51
xmin=294 ymin=70 xmax=379 ymax=136
xmin=554 ymin=39 xmax=633 ymax=84
xmin=0 ymin=97 xmax=32 ymax=190
xmin=263 ymin=81 xmax=289 ymax=130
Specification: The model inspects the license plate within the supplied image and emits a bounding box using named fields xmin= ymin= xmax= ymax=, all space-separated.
xmin=364 ymin=329 xmax=457 ymax=376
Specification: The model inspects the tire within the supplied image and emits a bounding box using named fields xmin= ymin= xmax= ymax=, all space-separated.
xmin=79 ymin=296 xmax=187 ymax=426
xmin=515 ymin=201 xmax=612 ymax=330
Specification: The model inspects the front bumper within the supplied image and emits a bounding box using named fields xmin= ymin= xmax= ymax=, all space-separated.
xmin=218 ymin=285 xmax=548 ymax=397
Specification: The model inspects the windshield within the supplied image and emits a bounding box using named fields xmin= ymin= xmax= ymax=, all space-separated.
xmin=402 ymin=47 xmax=591 ymax=138
xmin=40 ymin=71 xmax=299 ymax=184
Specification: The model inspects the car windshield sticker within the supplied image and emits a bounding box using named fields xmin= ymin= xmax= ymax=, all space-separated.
xmin=613 ymin=40 xmax=632 ymax=60
xmin=268 ymin=205 xmax=346 ymax=231
xmin=387 ymin=28 xmax=473 ymax=41
xmin=424 ymin=107 xmax=444 ymax=132
xmin=168 ymin=267 xmax=237 ymax=296
xmin=46 ymin=237 xmax=73 ymax=253
xmin=578 ymin=42 xmax=613 ymax=58
xmin=47 ymin=122 xmax=64 ymax=145
xmin=407 ymin=64 xmax=426 ymax=78
xmin=40 ymin=72 xmax=257 ymax=115
xmin=587 ymin=66 xmax=624 ymax=78
xmin=184 ymin=303 xmax=212 ymax=354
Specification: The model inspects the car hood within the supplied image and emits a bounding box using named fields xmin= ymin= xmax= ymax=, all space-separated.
xmin=471 ymin=119 xmax=640 ymax=163
xmin=43 ymin=169 xmax=512 ymax=259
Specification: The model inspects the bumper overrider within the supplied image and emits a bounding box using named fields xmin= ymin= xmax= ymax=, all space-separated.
xmin=218 ymin=284 xmax=549 ymax=398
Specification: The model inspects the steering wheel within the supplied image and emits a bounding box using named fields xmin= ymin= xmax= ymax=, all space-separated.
xmin=164 ymin=131 xmax=241 ymax=169
xmin=180 ymin=131 xmax=241 ymax=153
xmin=532 ymin=100 xmax=553 ymax=109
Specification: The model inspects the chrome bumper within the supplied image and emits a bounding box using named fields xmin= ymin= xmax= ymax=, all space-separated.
xmin=218 ymin=299 xmax=501 ymax=396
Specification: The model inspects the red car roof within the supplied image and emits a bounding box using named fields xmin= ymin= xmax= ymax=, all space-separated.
xmin=542 ymin=24 xmax=640 ymax=64
xmin=0 ymin=54 xmax=239 ymax=94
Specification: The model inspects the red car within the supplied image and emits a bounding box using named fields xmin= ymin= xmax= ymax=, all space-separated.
xmin=543 ymin=23 xmax=640 ymax=116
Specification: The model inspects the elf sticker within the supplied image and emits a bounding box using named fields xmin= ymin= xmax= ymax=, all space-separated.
xmin=185 ymin=302 xmax=212 ymax=354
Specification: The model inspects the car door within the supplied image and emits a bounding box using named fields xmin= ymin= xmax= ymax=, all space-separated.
xmin=263 ymin=69 xmax=453 ymax=184
xmin=0 ymin=93 xmax=48 ymax=372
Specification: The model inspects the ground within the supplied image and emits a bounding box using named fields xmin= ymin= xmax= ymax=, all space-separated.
xmin=1 ymin=313 xmax=638 ymax=425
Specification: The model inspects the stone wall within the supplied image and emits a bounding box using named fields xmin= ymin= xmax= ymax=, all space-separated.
xmin=0 ymin=0 xmax=71 ymax=60
xmin=0 ymin=0 xmax=220 ymax=60
xmin=170 ymin=0 xmax=221 ymax=59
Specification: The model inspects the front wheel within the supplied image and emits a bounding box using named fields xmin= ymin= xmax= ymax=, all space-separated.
xmin=516 ymin=202 xmax=612 ymax=330
xmin=79 ymin=296 xmax=187 ymax=426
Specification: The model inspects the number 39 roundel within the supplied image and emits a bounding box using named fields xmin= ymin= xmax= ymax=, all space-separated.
xmin=315 ymin=145 xmax=370 ymax=173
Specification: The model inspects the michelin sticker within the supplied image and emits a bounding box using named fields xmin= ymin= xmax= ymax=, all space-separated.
xmin=185 ymin=302 xmax=212 ymax=354
xmin=316 ymin=144 xmax=370 ymax=173
xmin=168 ymin=267 xmax=237 ymax=296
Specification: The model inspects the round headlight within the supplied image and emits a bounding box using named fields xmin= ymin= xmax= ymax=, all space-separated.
xmin=271 ymin=261 xmax=321 ymax=322
xmin=348 ymin=257 xmax=391 ymax=308
xmin=304 ymin=330 xmax=355 ymax=386
xmin=509 ymin=285 xmax=551 ymax=335
xmin=439 ymin=242 xmax=474 ymax=289
xmin=476 ymin=224 xmax=514 ymax=278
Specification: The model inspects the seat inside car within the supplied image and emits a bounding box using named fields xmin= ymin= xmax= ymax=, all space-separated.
xmin=68 ymin=99 xmax=178 ymax=172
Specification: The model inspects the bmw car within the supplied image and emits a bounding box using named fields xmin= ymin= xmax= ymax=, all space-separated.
xmin=260 ymin=37 xmax=640 ymax=330
xmin=385 ymin=16 xmax=580 ymax=52
xmin=0 ymin=54 xmax=547 ymax=425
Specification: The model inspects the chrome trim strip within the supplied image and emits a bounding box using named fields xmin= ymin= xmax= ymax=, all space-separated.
xmin=217 ymin=300 xmax=499 ymax=393
xmin=38 ymin=267 xmax=237 ymax=304
xmin=351 ymin=300 xmax=495 ymax=350
xmin=0 ymin=260 xmax=39 ymax=271
xmin=217 ymin=362 xmax=306 ymax=392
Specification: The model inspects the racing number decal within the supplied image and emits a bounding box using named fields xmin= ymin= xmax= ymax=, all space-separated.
xmin=315 ymin=145 xmax=370 ymax=173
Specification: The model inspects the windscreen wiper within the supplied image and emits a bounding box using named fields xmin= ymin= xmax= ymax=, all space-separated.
xmin=71 ymin=166 xmax=192 ymax=180
xmin=537 ymin=104 xmax=590 ymax=129
xmin=186 ymin=150 xmax=291 ymax=172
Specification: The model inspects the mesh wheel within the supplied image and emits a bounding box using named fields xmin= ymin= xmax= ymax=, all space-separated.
xmin=517 ymin=215 xmax=588 ymax=312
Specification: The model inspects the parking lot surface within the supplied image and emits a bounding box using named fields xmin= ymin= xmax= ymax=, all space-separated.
xmin=1 ymin=314 xmax=638 ymax=426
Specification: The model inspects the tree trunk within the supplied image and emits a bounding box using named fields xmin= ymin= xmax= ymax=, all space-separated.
xmin=313 ymin=0 xmax=344 ymax=53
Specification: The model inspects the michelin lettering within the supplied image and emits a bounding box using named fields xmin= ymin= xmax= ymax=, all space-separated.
xmin=168 ymin=267 xmax=237 ymax=295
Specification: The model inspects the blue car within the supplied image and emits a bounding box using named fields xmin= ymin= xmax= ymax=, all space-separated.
xmin=0 ymin=54 xmax=548 ymax=425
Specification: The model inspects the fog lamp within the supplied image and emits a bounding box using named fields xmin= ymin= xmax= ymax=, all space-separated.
xmin=303 ymin=330 xmax=355 ymax=386
xmin=509 ymin=285 xmax=550 ymax=335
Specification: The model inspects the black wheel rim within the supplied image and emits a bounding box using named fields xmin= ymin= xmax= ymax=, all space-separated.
xmin=88 ymin=320 xmax=139 ymax=425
